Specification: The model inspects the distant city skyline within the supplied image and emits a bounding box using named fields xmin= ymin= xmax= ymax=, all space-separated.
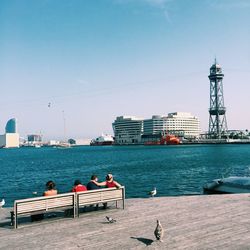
xmin=1 ymin=0 xmax=250 ymax=140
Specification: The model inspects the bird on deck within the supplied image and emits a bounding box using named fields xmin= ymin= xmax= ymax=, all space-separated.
xmin=0 ymin=199 xmax=5 ymax=208
xmin=154 ymin=219 xmax=164 ymax=242
xmin=148 ymin=187 xmax=157 ymax=197
xmin=106 ymin=216 xmax=116 ymax=223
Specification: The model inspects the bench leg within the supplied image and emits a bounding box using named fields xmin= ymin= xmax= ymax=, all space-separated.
xmin=10 ymin=211 xmax=14 ymax=227
xmin=14 ymin=214 xmax=17 ymax=229
xmin=10 ymin=211 xmax=18 ymax=229
xmin=74 ymin=205 xmax=76 ymax=218
xmin=122 ymin=188 xmax=125 ymax=209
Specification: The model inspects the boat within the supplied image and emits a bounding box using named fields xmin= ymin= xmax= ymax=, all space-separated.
xmin=144 ymin=134 xmax=180 ymax=145
xmin=90 ymin=134 xmax=114 ymax=146
xmin=160 ymin=134 xmax=180 ymax=145
xmin=203 ymin=176 xmax=250 ymax=194
xmin=54 ymin=142 xmax=71 ymax=148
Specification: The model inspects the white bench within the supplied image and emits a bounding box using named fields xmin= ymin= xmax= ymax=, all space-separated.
xmin=76 ymin=187 xmax=125 ymax=216
xmin=11 ymin=192 xmax=76 ymax=229
xmin=11 ymin=187 xmax=125 ymax=228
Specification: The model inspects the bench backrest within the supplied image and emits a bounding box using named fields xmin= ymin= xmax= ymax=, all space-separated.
xmin=14 ymin=193 xmax=75 ymax=215
xmin=13 ymin=187 xmax=125 ymax=228
xmin=77 ymin=187 xmax=125 ymax=206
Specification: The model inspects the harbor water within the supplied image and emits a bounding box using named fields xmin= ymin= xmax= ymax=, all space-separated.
xmin=1 ymin=144 xmax=250 ymax=207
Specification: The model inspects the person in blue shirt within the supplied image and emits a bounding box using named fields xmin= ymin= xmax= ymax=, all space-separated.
xmin=87 ymin=175 xmax=108 ymax=209
xmin=87 ymin=175 xmax=100 ymax=190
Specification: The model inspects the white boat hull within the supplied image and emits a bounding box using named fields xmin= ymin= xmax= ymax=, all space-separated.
xmin=203 ymin=177 xmax=250 ymax=194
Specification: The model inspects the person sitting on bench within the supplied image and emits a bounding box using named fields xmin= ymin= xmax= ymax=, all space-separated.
xmin=72 ymin=179 xmax=87 ymax=192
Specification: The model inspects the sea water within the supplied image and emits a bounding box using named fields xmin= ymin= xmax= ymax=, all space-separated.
xmin=1 ymin=144 xmax=250 ymax=207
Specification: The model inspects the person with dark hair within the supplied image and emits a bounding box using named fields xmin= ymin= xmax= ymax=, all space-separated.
xmin=87 ymin=175 xmax=101 ymax=190
xmin=44 ymin=180 xmax=57 ymax=196
xmin=105 ymin=173 xmax=121 ymax=188
xmin=72 ymin=179 xmax=87 ymax=192
xmin=31 ymin=180 xmax=57 ymax=222
xmin=87 ymin=175 xmax=103 ymax=210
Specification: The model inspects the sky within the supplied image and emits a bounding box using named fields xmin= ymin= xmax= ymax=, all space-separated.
xmin=0 ymin=0 xmax=250 ymax=140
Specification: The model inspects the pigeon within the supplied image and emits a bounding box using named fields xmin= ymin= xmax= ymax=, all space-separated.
xmin=149 ymin=187 xmax=157 ymax=197
xmin=106 ymin=216 xmax=116 ymax=223
xmin=0 ymin=199 xmax=5 ymax=208
xmin=154 ymin=220 xmax=164 ymax=242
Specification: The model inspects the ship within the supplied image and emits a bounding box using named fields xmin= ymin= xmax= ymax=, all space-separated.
xmin=90 ymin=134 xmax=114 ymax=146
xmin=144 ymin=134 xmax=180 ymax=145
xmin=203 ymin=176 xmax=250 ymax=194
xmin=160 ymin=134 xmax=180 ymax=145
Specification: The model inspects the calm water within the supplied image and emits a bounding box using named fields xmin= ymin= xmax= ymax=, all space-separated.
xmin=1 ymin=144 xmax=250 ymax=207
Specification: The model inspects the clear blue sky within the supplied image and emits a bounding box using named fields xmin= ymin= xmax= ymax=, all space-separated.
xmin=1 ymin=0 xmax=250 ymax=140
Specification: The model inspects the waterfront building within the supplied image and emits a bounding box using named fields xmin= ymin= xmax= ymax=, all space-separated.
xmin=0 ymin=133 xmax=20 ymax=148
xmin=227 ymin=130 xmax=250 ymax=139
xmin=27 ymin=134 xmax=42 ymax=143
xmin=24 ymin=134 xmax=43 ymax=147
xmin=47 ymin=140 xmax=61 ymax=146
xmin=73 ymin=139 xmax=92 ymax=145
xmin=166 ymin=112 xmax=200 ymax=138
xmin=0 ymin=118 xmax=19 ymax=148
xmin=112 ymin=116 xmax=144 ymax=145
xmin=143 ymin=115 xmax=168 ymax=135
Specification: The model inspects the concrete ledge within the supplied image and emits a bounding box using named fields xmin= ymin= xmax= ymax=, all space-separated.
xmin=1 ymin=194 xmax=250 ymax=249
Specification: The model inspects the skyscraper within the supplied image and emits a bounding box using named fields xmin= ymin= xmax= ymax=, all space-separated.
xmin=5 ymin=118 xmax=17 ymax=133
xmin=0 ymin=118 xmax=19 ymax=148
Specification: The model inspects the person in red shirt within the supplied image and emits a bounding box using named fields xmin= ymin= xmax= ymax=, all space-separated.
xmin=91 ymin=173 xmax=121 ymax=209
xmin=92 ymin=173 xmax=121 ymax=188
xmin=72 ymin=180 xmax=87 ymax=192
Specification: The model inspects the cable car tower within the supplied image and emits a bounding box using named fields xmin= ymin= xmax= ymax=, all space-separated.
xmin=208 ymin=59 xmax=228 ymax=138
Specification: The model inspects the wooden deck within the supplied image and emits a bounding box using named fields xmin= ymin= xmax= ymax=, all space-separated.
xmin=0 ymin=194 xmax=250 ymax=249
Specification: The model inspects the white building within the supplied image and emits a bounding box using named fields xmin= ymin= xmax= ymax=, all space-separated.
xmin=0 ymin=133 xmax=20 ymax=148
xmin=112 ymin=116 xmax=144 ymax=144
xmin=166 ymin=112 xmax=200 ymax=138
xmin=143 ymin=115 xmax=168 ymax=135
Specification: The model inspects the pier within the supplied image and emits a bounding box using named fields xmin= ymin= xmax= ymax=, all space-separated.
xmin=1 ymin=194 xmax=250 ymax=249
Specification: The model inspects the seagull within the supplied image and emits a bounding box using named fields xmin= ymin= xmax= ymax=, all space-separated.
xmin=149 ymin=187 xmax=157 ymax=197
xmin=0 ymin=199 xmax=5 ymax=208
xmin=154 ymin=220 xmax=164 ymax=242
xmin=32 ymin=191 xmax=38 ymax=195
xmin=106 ymin=216 xmax=116 ymax=223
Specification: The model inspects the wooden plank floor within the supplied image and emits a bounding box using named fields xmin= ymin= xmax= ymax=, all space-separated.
xmin=1 ymin=194 xmax=250 ymax=249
